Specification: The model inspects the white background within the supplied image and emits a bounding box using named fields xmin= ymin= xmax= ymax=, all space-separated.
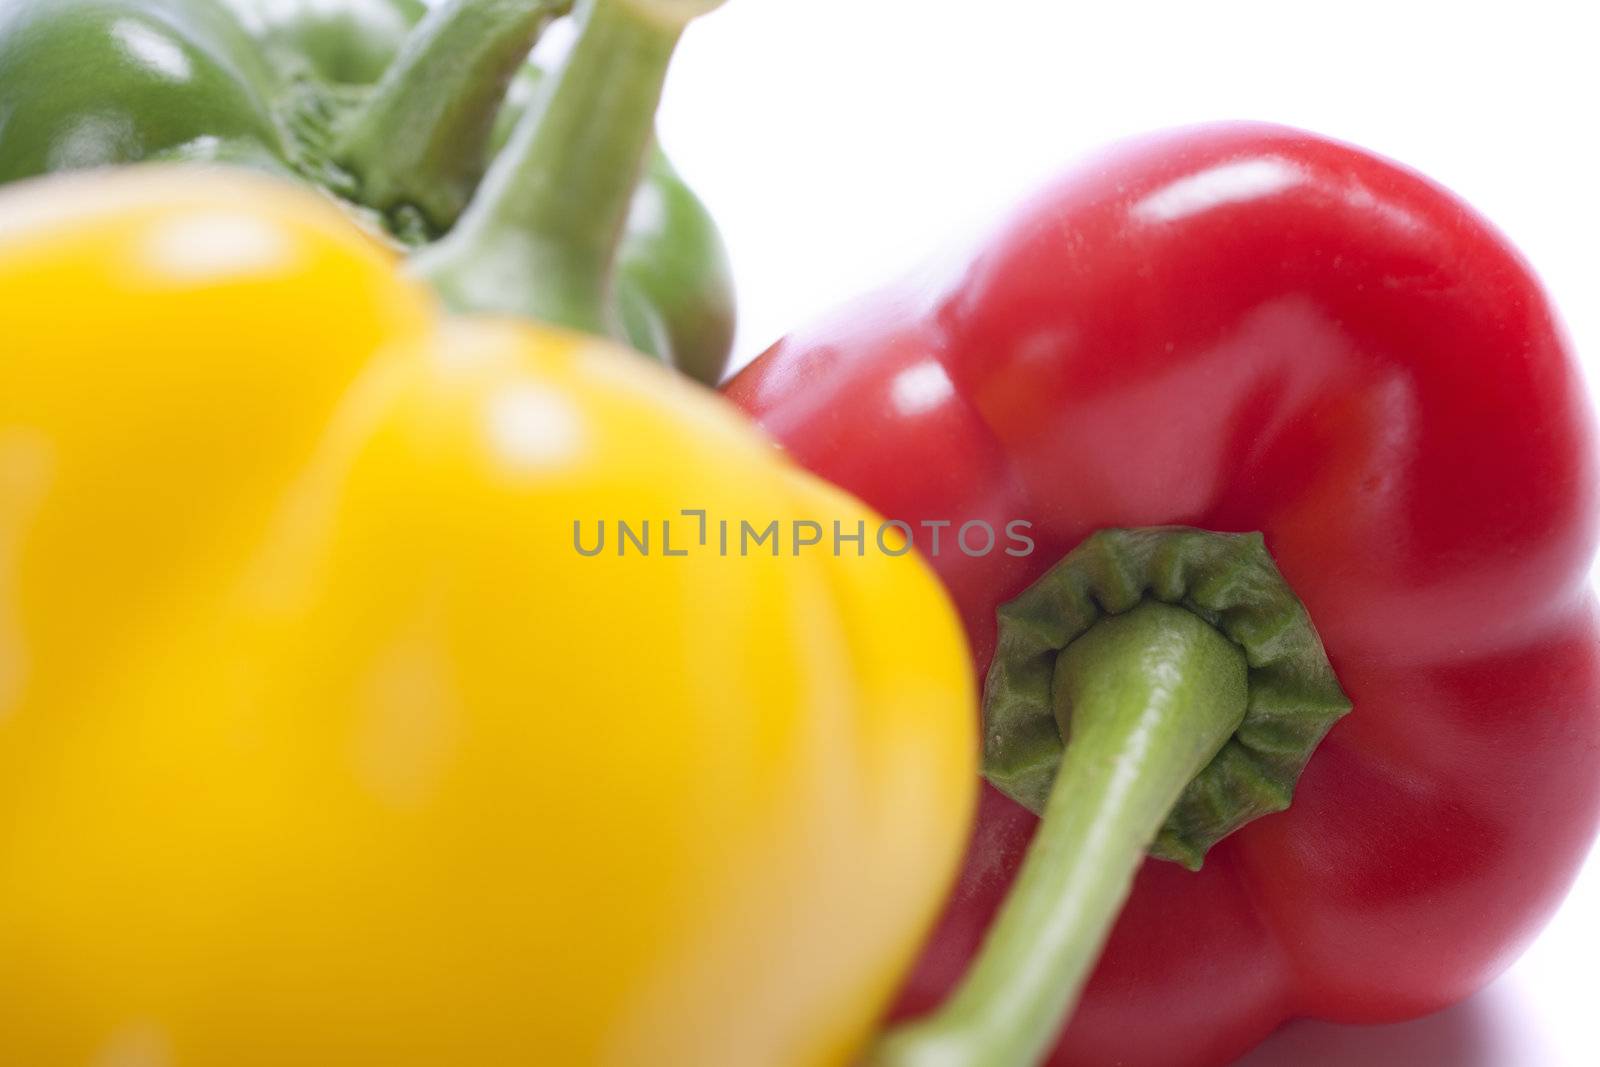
xmin=653 ymin=2 xmax=1600 ymax=1064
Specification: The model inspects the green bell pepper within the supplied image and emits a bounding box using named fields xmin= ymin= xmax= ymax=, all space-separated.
xmin=0 ymin=0 xmax=736 ymax=384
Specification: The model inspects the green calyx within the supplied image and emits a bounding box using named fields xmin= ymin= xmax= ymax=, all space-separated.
xmin=871 ymin=598 xmax=1255 ymax=1067
xmin=871 ymin=528 xmax=1349 ymax=1067
xmin=985 ymin=526 xmax=1351 ymax=869
xmin=0 ymin=0 xmax=736 ymax=383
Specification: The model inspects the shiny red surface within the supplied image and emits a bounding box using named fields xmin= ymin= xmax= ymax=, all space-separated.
xmin=727 ymin=123 xmax=1600 ymax=1066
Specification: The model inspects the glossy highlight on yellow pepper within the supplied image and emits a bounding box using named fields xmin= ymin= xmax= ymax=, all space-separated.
xmin=0 ymin=169 xmax=977 ymax=1067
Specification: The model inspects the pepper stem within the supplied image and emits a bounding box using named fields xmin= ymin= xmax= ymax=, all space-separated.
xmin=411 ymin=0 xmax=723 ymax=336
xmin=869 ymin=601 xmax=1250 ymax=1067
xmin=335 ymin=0 xmax=572 ymax=236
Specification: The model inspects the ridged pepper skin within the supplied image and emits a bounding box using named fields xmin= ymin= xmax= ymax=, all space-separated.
xmin=728 ymin=123 xmax=1600 ymax=1066
xmin=0 ymin=168 xmax=975 ymax=1067
xmin=0 ymin=0 xmax=736 ymax=382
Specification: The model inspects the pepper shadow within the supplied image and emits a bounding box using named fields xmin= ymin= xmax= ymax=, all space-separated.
xmin=1233 ymin=986 xmax=1515 ymax=1067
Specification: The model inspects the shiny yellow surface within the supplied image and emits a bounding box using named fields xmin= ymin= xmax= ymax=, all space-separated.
xmin=0 ymin=169 xmax=976 ymax=1067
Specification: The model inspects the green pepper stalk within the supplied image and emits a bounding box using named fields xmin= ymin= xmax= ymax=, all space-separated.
xmin=873 ymin=604 xmax=1244 ymax=1067
xmin=334 ymin=0 xmax=573 ymax=234
xmin=868 ymin=529 xmax=1351 ymax=1067
xmin=413 ymin=0 xmax=728 ymax=376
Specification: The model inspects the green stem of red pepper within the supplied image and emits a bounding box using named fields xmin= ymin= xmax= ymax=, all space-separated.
xmin=869 ymin=527 xmax=1349 ymax=1066
xmin=869 ymin=601 xmax=1250 ymax=1067
xmin=412 ymin=0 xmax=723 ymax=337
xmin=335 ymin=0 xmax=572 ymax=236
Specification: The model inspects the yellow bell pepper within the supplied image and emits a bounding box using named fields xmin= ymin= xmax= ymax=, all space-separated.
xmin=0 ymin=169 xmax=976 ymax=1067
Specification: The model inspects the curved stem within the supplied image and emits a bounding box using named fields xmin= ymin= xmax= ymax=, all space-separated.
xmin=336 ymin=0 xmax=571 ymax=235
xmin=412 ymin=0 xmax=722 ymax=337
xmin=869 ymin=602 xmax=1249 ymax=1067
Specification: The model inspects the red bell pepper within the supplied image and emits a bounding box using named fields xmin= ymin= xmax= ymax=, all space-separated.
xmin=727 ymin=123 xmax=1600 ymax=1067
